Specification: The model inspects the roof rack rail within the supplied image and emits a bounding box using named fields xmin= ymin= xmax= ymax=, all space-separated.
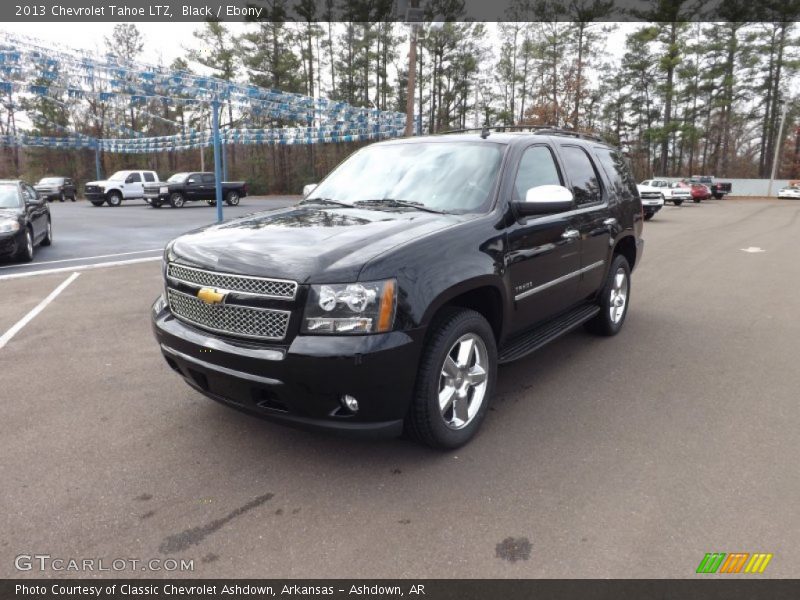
xmin=439 ymin=125 xmax=605 ymax=143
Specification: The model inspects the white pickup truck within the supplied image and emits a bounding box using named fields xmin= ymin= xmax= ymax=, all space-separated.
xmin=84 ymin=170 xmax=160 ymax=207
xmin=638 ymin=179 xmax=691 ymax=207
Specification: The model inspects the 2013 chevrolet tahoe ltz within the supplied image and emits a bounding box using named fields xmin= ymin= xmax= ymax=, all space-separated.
xmin=151 ymin=129 xmax=645 ymax=449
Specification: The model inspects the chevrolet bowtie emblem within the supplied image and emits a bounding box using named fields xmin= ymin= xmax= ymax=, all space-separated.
xmin=197 ymin=287 xmax=227 ymax=305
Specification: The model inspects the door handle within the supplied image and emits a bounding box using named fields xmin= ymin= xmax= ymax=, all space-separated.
xmin=603 ymin=218 xmax=618 ymax=226
xmin=561 ymin=229 xmax=580 ymax=240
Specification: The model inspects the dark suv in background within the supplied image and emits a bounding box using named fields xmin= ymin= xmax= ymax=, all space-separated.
xmin=34 ymin=176 xmax=77 ymax=202
xmin=152 ymin=128 xmax=644 ymax=448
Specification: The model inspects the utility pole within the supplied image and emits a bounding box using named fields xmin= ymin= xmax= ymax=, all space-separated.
xmin=767 ymin=101 xmax=790 ymax=197
xmin=405 ymin=23 xmax=417 ymax=137
xmin=401 ymin=0 xmax=422 ymax=137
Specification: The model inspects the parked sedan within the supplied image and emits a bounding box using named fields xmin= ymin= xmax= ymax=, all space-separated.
xmin=34 ymin=176 xmax=77 ymax=202
xmin=777 ymin=185 xmax=800 ymax=199
xmin=0 ymin=180 xmax=52 ymax=262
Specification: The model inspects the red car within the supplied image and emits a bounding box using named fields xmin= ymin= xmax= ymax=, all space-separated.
xmin=676 ymin=181 xmax=712 ymax=202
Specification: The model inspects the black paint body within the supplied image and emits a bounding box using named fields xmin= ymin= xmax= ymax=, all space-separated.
xmin=152 ymin=133 xmax=644 ymax=436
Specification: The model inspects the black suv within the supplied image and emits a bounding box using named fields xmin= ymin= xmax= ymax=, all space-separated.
xmin=152 ymin=129 xmax=644 ymax=448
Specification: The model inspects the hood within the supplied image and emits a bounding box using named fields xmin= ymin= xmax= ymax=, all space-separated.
xmin=0 ymin=207 xmax=22 ymax=219
xmin=34 ymin=184 xmax=60 ymax=190
xmin=86 ymin=180 xmax=117 ymax=187
xmin=170 ymin=204 xmax=467 ymax=283
xmin=637 ymin=185 xmax=659 ymax=193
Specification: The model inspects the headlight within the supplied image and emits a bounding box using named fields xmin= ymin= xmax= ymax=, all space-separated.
xmin=302 ymin=279 xmax=397 ymax=334
xmin=0 ymin=219 xmax=20 ymax=233
xmin=159 ymin=186 xmax=168 ymax=194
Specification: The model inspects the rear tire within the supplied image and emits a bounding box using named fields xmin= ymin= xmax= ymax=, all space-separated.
xmin=59 ymin=192 xmax=66 ymax=203
xmin=585 ymin=254 xmax=631 ymax=337
xmin=673 ymin=199 xmax=683 ymax=206
xmin=406 ymin=308 xmax=497 ymax=449
xmin=40 ymin=217 xmax=52 ymax=246
xmin=107 ymin=192 xmax=122 ymax=207
xmin=151 ymin=199 xmax=163 ymax=208
xmin=225 ymin=191 xmax=240 ymax=206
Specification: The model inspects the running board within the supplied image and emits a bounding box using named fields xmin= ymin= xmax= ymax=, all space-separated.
xmin=498 ymin=303 xmax=600 ymax=364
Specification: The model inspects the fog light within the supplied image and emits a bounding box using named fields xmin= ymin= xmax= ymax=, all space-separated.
xmin=341 ymin=394 xmax=359 ymax=413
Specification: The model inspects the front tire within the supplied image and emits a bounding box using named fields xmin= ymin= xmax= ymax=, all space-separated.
xmin=59 ymin=192 xmax=66 ymax=203
xmin=406 ymin=308 xmax=497 ymax=449
xmin=107 ymin=192 xmax=122 ymax=207
xmin=90 ymin=200 xmax=104 ymax=207
xmin=40 ymin=217 xmax=52 ymax=246
xmin=225 ymin=191 xmax=240 ymax=206
xmin=169 ymin=193 xmax=185 ymax=208
xmin=585 ymin=254 xmax=631 ymax=337
xmin=17 ymin=227 xmax=34 ymax=262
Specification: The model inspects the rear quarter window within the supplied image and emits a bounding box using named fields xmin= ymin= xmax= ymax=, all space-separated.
xmin=594 ymin=147 xmax=638 ymax=201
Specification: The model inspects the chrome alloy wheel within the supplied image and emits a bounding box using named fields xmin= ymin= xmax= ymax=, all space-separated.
xmin=609 ymin=268 xmax=629 ymax=324
xmin=438 ymin=333 xmax=489 ymax=430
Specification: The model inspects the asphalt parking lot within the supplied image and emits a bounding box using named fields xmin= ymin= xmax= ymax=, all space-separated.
xmin=2 ymin=197 xmax=799 ymax=578
xmin=0 ymin=196 xmax=297 ymax=277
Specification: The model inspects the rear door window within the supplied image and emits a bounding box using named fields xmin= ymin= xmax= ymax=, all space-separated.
xmin=202 ymin=174 xmax=215 ymax=184
xmin=143 ymin=172 xmax=155 ymax=182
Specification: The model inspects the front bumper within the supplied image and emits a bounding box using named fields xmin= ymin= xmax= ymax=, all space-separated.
xmin=151 ymin=296 xmax=423 ymax=438
xmin=85 ymin=191 xmax=105 ymax=201
xmin=0 ymin=230 xmax=20 ymax=257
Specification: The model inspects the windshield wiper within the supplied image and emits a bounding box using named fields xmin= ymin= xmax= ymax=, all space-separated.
xmin=300 ymin=197 xmax=353 ymax=208
xmin=353 ymin=198 xmax=447 ymax=214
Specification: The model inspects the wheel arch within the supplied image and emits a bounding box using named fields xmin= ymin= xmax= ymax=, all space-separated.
xmin=613 ymin=234 xmax=638 ymax=271
xmin=420 ymin=279 xmax=506 ymax=344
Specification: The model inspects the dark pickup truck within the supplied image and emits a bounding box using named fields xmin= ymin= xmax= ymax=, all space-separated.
xmin=144 ymin=172 xmax=247 ymax=208
xmin=688 ymin=175 xmax=732 ymax=199
xmin=152 ymin=128 xmax=644 ymax=448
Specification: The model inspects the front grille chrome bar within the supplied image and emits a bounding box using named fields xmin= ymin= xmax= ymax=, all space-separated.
xmin=167 ymin=263 xmax=297 ymax=300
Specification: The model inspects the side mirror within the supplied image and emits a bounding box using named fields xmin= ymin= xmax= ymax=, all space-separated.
xmin=513 ymin=185 xmax=574 ymax=217
xmin=186 ymin=179 xmax=196 ymax=185
xmin=303 ymin=183 xmax=317 ymax=198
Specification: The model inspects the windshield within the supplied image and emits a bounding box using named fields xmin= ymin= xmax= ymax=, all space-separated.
xmin=167 ymin=173 xmax=189 ymax=183
xmin=305 ymin=142 xmax=504 ymax=213
xmin=0 ymin=184 xmax=21 ymax=208
xmin=38 ymin=177 xmax=62 ymax=185
xmin=108 ymin=171 xmax=129 ymax=181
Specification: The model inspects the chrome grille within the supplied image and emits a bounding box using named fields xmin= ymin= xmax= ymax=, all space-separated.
xmin=167 ymin=289 xmax=290 ymax=340
xmin=167 ymin=264 xmax=297 ymax=299
xmin=640 ymin=192 xmax=661 ymax=199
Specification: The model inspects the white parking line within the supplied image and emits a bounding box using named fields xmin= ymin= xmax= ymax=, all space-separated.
xmin=0 ymin=256 xmax=161 ymax=281
xmin=0 ymin=272 xmax=81 ymax=350
xmin=0 ymin=248 xmax=162 ymax=270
